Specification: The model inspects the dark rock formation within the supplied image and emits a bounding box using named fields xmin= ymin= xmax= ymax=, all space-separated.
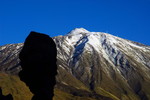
xmin=0 ymin=88 xmax=13 ymax=100
xmin=19 ymin=31 xmax=57 ymax=100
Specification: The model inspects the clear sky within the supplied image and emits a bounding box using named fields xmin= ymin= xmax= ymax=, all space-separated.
xmin=0 ymin=0 xmax=150 ymax=46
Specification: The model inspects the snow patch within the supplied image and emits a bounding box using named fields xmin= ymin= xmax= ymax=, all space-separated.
xmin=1 ymin=46 xmax=6 ymax=50
xmin=68 ymin=28 xmax=89 ymax=35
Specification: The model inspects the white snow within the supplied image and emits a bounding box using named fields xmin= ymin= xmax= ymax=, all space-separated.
xmin=66 ymin=34 xmax=83 ymax=45
xmin=1 ymin=46 xmax=6 ymax=50
xmin=16 ymin=45 xmax=21 ymax=49
xmin=59 ymin=65 xmax=65 ymax=70
xmin=86 ymin=34 xmax=101 ymax=52
xmin=68 ymin=28 xmax=89 ymax=35
xmin=57 ymin=28 xmax=150 ymax=72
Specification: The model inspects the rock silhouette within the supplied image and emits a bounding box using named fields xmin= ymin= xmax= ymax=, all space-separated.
xmin=0 ymin=88 xmax=13 ymax=100
xmin=19 ymin=32 xmax=57 ymax=100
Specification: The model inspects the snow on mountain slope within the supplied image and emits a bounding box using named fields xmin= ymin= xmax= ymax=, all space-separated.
xmin=0 ymin=28 xmax=150 ymax=100
xmin=54 ymin=28 xmax=150 ymax=100
xmin=55 ymin=28 xmax=150 ymax=70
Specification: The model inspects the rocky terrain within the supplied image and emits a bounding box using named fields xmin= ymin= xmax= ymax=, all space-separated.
xmin=0 ymin=28 xmax=150 ymax=100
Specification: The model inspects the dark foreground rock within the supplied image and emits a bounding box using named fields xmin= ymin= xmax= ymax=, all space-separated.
xmin=19 ymin=31 xmax=57 ymax=100
xmin=0 ymin=88 xmax=13 ymax=100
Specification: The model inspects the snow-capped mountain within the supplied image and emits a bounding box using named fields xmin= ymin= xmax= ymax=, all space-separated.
xmin=0 ymin=28 xmax=150 ymax=100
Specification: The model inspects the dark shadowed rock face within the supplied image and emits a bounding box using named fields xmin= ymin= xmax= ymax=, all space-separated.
xmin=19 ymin=31 xmax=57 ymax=100
xmin=0 ymin=88 xmax=13 ymax=100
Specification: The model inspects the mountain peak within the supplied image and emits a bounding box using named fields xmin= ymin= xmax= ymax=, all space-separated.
xmin=68 ymin=28 xmax=89 ymax=35
xmin=1 ymin=29 xmax=150 ymax=100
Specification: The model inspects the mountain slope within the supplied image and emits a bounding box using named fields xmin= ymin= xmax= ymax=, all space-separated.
xmin=0 ymin=28 xmax=150 ymax=100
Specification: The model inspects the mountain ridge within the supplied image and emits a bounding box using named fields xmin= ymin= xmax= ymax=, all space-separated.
xmin=0 ymin=28 xmax=150 ymax=100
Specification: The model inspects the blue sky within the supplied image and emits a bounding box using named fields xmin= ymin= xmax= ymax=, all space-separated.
xmin=0 ymin=0 xmax=150 ymax=46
